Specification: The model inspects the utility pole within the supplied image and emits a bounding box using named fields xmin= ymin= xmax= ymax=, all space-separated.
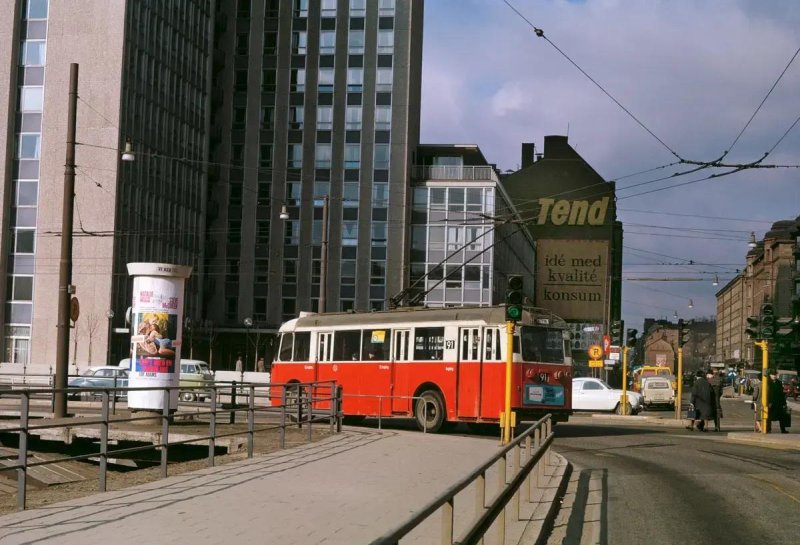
xmin=755 ymin=340 xmax=769 ymax=434
xmin=54 ymin=63 xmax=79 ymax=418
xmin=319 ymin=195 xmax=329 ymax=314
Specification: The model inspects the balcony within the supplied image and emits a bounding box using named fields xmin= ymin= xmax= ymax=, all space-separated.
xmin=412 ymin=165 xmax=499 ymax=183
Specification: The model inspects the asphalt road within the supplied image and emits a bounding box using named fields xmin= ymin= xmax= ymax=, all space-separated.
xmin=549 ymin=399 xmax=800 ymax=545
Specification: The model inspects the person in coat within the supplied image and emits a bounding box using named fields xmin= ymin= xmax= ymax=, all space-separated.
xmin=708 ymin=370 xmax=724 ymax=431
xmin=766 ymin=369 xmax=789 ymax=433
xmin=690 ymin=369 xmax=715 ymax=431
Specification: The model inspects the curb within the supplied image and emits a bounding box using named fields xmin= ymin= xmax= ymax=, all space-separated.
xmin=725 ymin=433 xmax=800 ymax=451
xmin=535 ymin=457 xmax=573 ymax=545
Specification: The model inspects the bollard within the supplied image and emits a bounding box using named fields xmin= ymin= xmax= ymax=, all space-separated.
xmin=100 ymin=391 xmax=110 ymax=492
xmin=248 ymin=385 xmax=255 ymax=458
xmin=230 ymin=381 xmax=237 ymax=424
xmin=208 ymin=387 xmax=217 ymax=467
xmin=280 ymin=387 xmax=287 ymax=449
xmin=496 ymin=455 xmax=507 ymax=544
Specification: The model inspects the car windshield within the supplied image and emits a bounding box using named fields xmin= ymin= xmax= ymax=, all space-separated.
xmin=587 ymin=379 xmax=611 ymax=390
xmin=519 ymin=326 xmax=565 ymax=363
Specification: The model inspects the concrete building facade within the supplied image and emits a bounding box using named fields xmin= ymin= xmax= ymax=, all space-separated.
xmin=0 ymin=0 xmax=214 ymax=367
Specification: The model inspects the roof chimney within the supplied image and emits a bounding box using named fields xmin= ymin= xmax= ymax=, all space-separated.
xmin=521 ymin=142 xmax=536 ymax=169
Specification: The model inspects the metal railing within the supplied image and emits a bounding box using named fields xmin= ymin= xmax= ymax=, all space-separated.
xmin=340 ymin=393 xmax=428 ymax=432
xmin=413 ymin=165 xmax=500 ymax=183
xmin=370 ymin=415 xmax=554 ymax=545
xmin=0 ymin=380 xmax=342 ymax=511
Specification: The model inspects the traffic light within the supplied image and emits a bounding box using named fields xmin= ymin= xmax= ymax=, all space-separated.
xmin=505 ymin=275 xmax=524 ymax=322
xmin=775 ymin=316 xmax=795 ymax=339
xmin=761 ymin=302 xmax=775 ymax=340
xmin=610 ymin=320 xmax=624 ymax=346
xmin=745 ymin=315 xmax=761 ymax=340
xmin=626 ymin=328 xmax=638 ymax=348
xmin=678 ymin=318 xmax=691 ymax=347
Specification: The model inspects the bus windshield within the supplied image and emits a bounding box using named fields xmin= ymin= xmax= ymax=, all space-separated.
xmin=519 ymin=326 xmax=565 ymax=363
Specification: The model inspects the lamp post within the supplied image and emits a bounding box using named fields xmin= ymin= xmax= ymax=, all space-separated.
xmin=244 ymin=317 xmax=253 ymax=372
xmin=106 ymin=309 xmax=115 ymax=365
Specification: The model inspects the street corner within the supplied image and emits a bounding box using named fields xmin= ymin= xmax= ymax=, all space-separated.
xmin=725 ymin=431 xmax=800 ymax=451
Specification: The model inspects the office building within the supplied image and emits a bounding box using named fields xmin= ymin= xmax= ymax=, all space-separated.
xmin=0 ymin=0 xmax=213 ymax=366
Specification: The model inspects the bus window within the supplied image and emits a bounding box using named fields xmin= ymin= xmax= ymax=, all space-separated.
xmin=334 ymin=330 xmax=362 ymax=361
xmin=520 ymin=327 xmax=565 ymax=363
xmin=414 ymin=327 xmax=444 ymax=360
xmin=363 ymin=329 xmax=390 ymax=361
xmin=294 ymin=332 xmax=310 ymax=361
xmin=484 ymin=327 xmax=501 ymax=361
xmin=278 ymin=333 xmax=294 ymax=361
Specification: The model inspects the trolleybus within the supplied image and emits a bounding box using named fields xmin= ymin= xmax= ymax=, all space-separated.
xmin=271 ymin=306 xmax=573 ymax=432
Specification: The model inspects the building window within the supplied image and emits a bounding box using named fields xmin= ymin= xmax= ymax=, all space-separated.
xmin=263 ymin=69 xmax=277 ymax=92
xmin=17 ymin=134 xmax=40 ymax=159
xmin=377 ymin=30 xmax=394 ymax=53
xmin=294 ymin=0 xmax=308 ymax=17
xmin=261 ymin=106 xmax=274 ymax=129
xmin=4 ymin=326 xmax=31 ymax=365
xmin=284 ymin=260 xmax=298 ymax=283
xmin=20 ymin=41 xmax=46 ymax=66
xmin=344 ymin=144 xmax=361 ymax=168
xmin=347 ymin=68 xmax=363 ymax=92
xmin=235 ymin=70 xmax=248 ymax=91
xmin=341 ymin=260 xmax=356 ymax=284
xmin=316 ymin=143 xmax=332 ymax=168
xmin=318 ymin=68 xmax=334 ymax=92
xmin=348 ymin=30 xmax=364 ymax=53
xmin=264 ymin=32 xmax=278 ymax=54
xmin=349 ymin=0 xmax=366 ymax=15
xmin=343 ymin=182 xmax=359 ymax=207
xmin=233 ymin=107 xmax=247 ymax=129
xmin=13 ymin=229 xmax=34 ymax=254
xmin=15 ymin=181 xmax=38 ymax=207
xmin=373 ymin=183 xmax=389 ymax=207
xmin=320 ymin=30 xmax=336 ymax=54
xmin=371 ymin=222 xmax=387 ymax=247
xmin=231 ymin=144 xmax=244 ymax=162
xmin=290 ymin=68 xmax=305 ymax=92
xmin=26 ymin=0 xmax=48 ymax=19
xmin=342 ymin=221 xmax=359 ymax=246
xmin=321 ymin=0 xmax=337 ymax=16
xmin=236 ymin=34 xmax=249 ymax=56
xmin=292 ymin=31 xmax=307 ymax=55
xmin=7 ymin=276 xmax=33 ymax=301
xmin=289 ymin=105 xmax=304 ymax=129
xmin=288 ymin=144 xmax=303 ymax=168
xmin=317 ymin=105 xmax=333 ymax=129
xmin=286 ymin=182 xmax=301 ymax=206
xmin=259 ymin=144 xmax=273 ymax=168
xmin=284 ymin=220 xmax=300 ymax=245
xmin=314 ymin=182 xmax=330 ymax=205
xmin=378 ymin=0 xmax=395 ymax=14
xmin=376 ymin=67 xmax=392 ymax=91
xmin=20 ymin=87 xmax=43 ymax=112
xmin=375 ymin=105 xmax=391 ymax=129
xmin=345 ymin=106 xmax=362 ymax=130
xmin=374 ymin=144 xmax=390 ymax=169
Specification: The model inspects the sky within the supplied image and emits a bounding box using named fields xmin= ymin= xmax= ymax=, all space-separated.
xmin=420 ymin=0 xmax=800 ymax=333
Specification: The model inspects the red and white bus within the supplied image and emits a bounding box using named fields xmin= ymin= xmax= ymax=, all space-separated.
xmin=271 ymin=306 xmax=573 ymax=432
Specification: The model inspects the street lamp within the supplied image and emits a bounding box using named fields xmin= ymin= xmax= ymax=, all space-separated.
xmin=688 ymin=298 xmax=694 ymax=309
xmin=712 ymin=274 xmax=719 ymax=286
xmin=121 ymin=139 xmax=135 ymax=161
xmin=280 ymin=195 xmax=329 ymax=313
xmin=748 ymin=232 xmax=757 ymax=249
xmin=106 ymin=309 xmax=115 ymax=365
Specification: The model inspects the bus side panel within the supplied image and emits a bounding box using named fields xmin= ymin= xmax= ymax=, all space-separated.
xmin=480 ymin=361 xmax=504 ymax=421
xmin=457 ymin=362 xmax=480 ymax=418
xmin=358 ymin=361 xmax=393 ymax=416
xmin=392 ymin=361 xmax=412 ymax=415
xmin=269 ymin=362 xmax=316 ymax=407
xmin=411 ymin=361 xmax=457 ymax=420
xmin=318 ymin=361 xmax=362 ymax=415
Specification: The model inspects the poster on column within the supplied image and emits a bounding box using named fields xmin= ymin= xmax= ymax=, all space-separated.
xmin=127 ymin=263 xmax=192 ymax=411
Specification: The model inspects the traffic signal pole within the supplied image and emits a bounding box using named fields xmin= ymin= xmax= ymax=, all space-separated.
xmin=502 ymin=321 xmax=515 ymax=444
xmin=755 ymin=340 xmax=769 ymax=434
xmin=621 ymin=346 xmax=629 ymax=415
xmin=675 ymin=347 xmax=683 ymax=419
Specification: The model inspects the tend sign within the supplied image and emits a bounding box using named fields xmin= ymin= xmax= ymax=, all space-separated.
xmin=536 ymin=197 xmax=609 ymax=226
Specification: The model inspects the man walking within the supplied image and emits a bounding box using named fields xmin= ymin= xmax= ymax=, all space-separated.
xmin=766 ymin=369 xmax=789 ymax=434
xmin=709 ymin=370 xmax=724 ymax=432
xmin=690 ymin=370 xmax=715 ymax=431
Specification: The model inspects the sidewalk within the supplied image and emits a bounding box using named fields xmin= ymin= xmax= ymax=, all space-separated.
xmin=0 ymin=429 xmax=507 ymax=545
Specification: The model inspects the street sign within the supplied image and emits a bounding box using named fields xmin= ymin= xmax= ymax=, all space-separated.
xmin=602 ymin=335 xmax=611 ymax=354
xmin=609 ymin=345 xmax=621 ymax=361
xmin=70 ymin=297 xmax=80 ymax=322
xmin=589 ymin=359 xmax=603 ymax=368
xmin=587 ymin=344 xmax=603 ymax=360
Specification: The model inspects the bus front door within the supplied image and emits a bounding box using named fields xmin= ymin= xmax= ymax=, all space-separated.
xmin=391 ymin=329 xmax=411 ymax=414
xmin=457 ymin=327 xmax=481 ymax=418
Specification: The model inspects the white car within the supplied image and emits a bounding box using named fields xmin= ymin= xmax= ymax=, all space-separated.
xmin=572 ymin=377 xmax=643 ymax=414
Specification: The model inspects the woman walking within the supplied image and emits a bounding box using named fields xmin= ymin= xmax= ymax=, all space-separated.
xmin=689 ymin=370 xmax=715 ymax=431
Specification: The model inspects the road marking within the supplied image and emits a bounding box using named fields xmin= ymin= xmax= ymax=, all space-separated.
xmin=747 ymin=474 xmax=800 ymax=504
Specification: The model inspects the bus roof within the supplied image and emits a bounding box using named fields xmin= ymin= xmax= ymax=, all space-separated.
xmin=279 ymin=306 xmax=566 ymax=332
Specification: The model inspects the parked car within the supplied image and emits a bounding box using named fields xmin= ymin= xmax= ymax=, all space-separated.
xmin=641 ymin=376 xmax=675 ymax=410
xmin=572 ymin=377 xmax=643 ymax=415
xmin=777 ymin=370 xmax=798 ymax=400
xmin=68 ymin=366 xmax=129 ymax=400
xmin=179 ymin=360 xmax=213 ymax=402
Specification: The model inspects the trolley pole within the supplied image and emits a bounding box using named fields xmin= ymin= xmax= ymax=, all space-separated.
xmin=621 ymin=346 xmax=629 ymax=416
xmin=755 ymin=340 xmax=769 ymax=434
xmin=674 ymin=347 xmax=683 ymax=419
xmin=502 ymin=321 xmax=514 ymax=444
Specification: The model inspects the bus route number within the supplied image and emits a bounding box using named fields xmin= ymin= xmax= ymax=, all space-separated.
xmin=445 ymin=340 xmax=455 ymax=349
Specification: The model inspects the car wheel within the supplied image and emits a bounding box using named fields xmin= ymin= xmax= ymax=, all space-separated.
xmin=414 ymin=389 xmax=446 ymax=433
xmin=180 ymin=391 xmax=196 ymax=402
xmin=615 ymin=402 xmax=632 ymax=415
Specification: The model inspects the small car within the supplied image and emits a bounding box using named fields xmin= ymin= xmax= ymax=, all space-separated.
xmin=179 ymin=360 xmax=214 ymax=402
xmin=68 ymin=367 xmax=129 ymax=400
xmin=572 ymin=377 xmax=643 ymax=415
xmin=641 ymin=376 xmax=675 ymax=409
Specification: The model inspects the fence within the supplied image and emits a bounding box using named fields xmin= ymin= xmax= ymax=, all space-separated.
xmin=341 ymin=393 xmax=429 ymax=432
xmin=0 ymin=380 xmax=342 ymax=511
xmin=370 ymin=415 xmax=554 ymax=545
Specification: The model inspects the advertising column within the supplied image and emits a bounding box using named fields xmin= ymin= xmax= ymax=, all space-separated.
xmin=127 ymin=263 xmax=193 ymax=412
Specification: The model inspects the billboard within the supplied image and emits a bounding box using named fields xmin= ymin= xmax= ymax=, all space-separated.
xmin=535 ymin=239 xmax=609 ymax=322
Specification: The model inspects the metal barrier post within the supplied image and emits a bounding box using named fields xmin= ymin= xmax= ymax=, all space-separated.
xmin=306 ymin=385 xmax=313 ymax=442
xmin=533 ymin=426 xmax=542 ymax=490
xmin=544 ymin=419 xmax=552 ymax=470
xmin=51 ymin=374 xmax=56 ymax=414
xmin=513 ymin=443 xmax=521 ymax=520
xmin=378 ymin=396 xmax=383 ymax=430
xmin=280 ymin=387 xmax=287 ymax=449
xmin=329 ymin=384 xmax=336 ymax=434
xmin=230 ymin=380 xmax=237 ymax=424
xmin=99 ymin=391 xmax=110 ymax=492
xmin=112 ymin=375 xmax=118 ymax=415
xmin=160 ymin=388 xmax=170 ymax=478
xmin=17 ymin=391 xmax=30 ymax=511
xmin=523 ymin=435 xmax=532 ymax=503
xmin=441 ymin=498 xmax=454 ymax=545
xmin=247 ymin=384 xmax=255 ymax=458
xmin=336 ymin=385 xmax=343 ymax=433
xmin=296 ymin=385 xmax=302 ymax=429
xmin=208 ymin=386 xmax=217 ymax=467
xmin=496 ymin=455 xmax=506 ymax=544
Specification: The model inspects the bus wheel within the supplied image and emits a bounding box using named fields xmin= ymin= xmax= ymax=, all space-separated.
xmin=415 ymin=390 xmax=446 ymax=433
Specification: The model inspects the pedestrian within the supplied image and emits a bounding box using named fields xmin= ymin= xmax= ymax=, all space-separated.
xmin=689 ymin=369 xmax=715 ymax=431
xmin=766 ymin=369 xmax=789 ymax=434
xmin=235 ymin=354 xmax=243 ymax=373
xmin=751 ymin=378 xmax=762 ymax=432
xmin=256 ymin=357 xmax=265 ymax=373
xmin=708 ymin=370 xmax=724 ymax=432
